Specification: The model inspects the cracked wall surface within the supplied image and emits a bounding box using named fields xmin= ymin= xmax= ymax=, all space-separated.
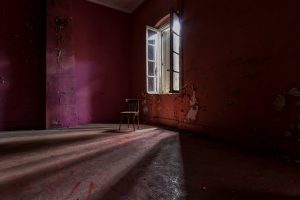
xmin=46 ymin=0 xmax=78 ymax=128
xmin=131 ymin=0 xmax=300 ymax=154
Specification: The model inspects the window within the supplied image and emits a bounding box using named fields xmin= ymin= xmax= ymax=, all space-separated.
xmin=146 ymin=11 xmax=181 ymax=94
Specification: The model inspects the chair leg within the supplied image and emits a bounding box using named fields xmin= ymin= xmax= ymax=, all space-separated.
xmin=132 ymin=115 xmax=135 ymax=131
xmin=119 ymin=116 xmax=123 ymax=131
xmin=137 ymin=115 xmax=140 ymax=129
xmin=127 ymin=116 xmax=130 ymax=128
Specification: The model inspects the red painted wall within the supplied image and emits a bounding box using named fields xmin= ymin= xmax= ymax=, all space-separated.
xmin=0 ymin=1 xmax=46 ymax=130
xmin=73 ymin=0 xmax=130 ymax=124
xmin=0 ymin=0 xmax=130 ymax=130
xmin=46 ymin=0 xmax=78 ymax=128
xmin=131 ymin=0 xmax=300 ymax=150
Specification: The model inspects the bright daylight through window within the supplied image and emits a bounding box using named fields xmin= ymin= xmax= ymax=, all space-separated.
xmin=146 ymin=11 xmax=181 ymax=94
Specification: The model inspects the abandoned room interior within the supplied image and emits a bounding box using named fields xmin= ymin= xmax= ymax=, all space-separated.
xmin=0 ymin=0 xmax=300 ymax=199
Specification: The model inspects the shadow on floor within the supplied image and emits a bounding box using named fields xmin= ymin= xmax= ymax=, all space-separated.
xmin=102 ymin=133 xmax=300 ymax=200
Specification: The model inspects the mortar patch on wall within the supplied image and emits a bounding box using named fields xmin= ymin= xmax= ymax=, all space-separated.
xmin=0 ymin=77 xmax=8 ymax=85
xmin=287 ymin=88 xmax=300 ymax=97
xmin=184 ymin=84 xmax=199 ymax=122
xmin=53 ymin=16 xmax=71 ymax=69
xmin=274 ymin=95 xmax=286 ymax=112
xmin=141 ymin=93 xmax=149 ymax=114
xmin=52 ymin=120 xmax=62 ymax=127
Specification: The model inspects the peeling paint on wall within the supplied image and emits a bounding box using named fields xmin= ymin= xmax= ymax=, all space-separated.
xmin=274 ymin=95 xmax=286 ymax=111
xmin=141 ymin=93 xmax=149 ymax=114
xmin=54 ymin=16 xmax=70 ymax=69
xmin=52 ymin=120 xmax=62 ymax=127
xmin=287 ymin=88 xmax=300 ymax=97
xmin=0 ymin=77 xmax=8 ymax=85
xmin=186 ymin=86 xmax=199 ymax=122
xmin=46 ymin=0 xmax=78 ymax=128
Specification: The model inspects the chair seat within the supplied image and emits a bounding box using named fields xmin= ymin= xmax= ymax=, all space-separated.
xmin=121 ymin=111 xmax=139 ymax=115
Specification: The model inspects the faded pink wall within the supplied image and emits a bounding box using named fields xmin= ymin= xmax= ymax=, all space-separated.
xmin=73 ymin=0 xmax=130 ymax=124
xmin=131 ymin=0 xmax=300 ymax=151
xmin=46 ymin=0 xmax=78 ymax=128
xmin=0 ymin=1 xmax=46 ymax=131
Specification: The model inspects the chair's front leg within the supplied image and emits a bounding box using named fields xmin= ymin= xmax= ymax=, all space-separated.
xmin=132 ymin=115 xmax=136 ymax=131
xmin=127 ymin=116 xmax=130 ymax=128
xmin=137 ymin=115 xmax=140 ymax=129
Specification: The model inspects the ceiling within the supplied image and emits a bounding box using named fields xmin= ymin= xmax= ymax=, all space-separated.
xmin=86 ymin=0 xmax=145 ymax=13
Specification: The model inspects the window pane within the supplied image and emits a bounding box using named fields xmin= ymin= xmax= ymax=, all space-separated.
xmin=173 ymin=72 xmax=180 ymax=91
xmin=148 ymin=61 xmax=155 ymax=76
xmin=173 ymin=53 xmax=180 ymax=72
xmin=172 ymin=13 xmax=180 ymax=35
xmin=148 ymin=29 xmax=157 ymax=45
xmin=173 ymin=34 xmax=180 ymax=53
xmin=148 ymin=45 xmax=155 ymax=61
xmin=164 ymin=67 xmax=170 ymax=93
xmin=148 ymin=77 xmax=155 ymax=92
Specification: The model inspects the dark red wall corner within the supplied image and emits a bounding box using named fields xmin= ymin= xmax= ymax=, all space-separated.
xmin=0 ymin=0 xmax=46 ymax=131
xmin=73 ymin=0 xmax=131 ymax=124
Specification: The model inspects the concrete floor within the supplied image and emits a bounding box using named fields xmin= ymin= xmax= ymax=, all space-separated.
xmin=0 ymin=124 xmax=299 ymax=199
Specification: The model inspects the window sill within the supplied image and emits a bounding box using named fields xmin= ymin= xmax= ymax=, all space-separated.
xmin=146 ymin=92 xmax=180 ymax=95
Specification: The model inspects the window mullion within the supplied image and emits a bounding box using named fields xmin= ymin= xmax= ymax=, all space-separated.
xmin=170 ymin=9 xmax=181 ymax=93
xmin=169 ymin=9 xmax=174 ymax=93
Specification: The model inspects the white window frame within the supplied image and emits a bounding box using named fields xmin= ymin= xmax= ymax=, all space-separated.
xmin=146 ymin=26 xmax=161 ymax=94
xmin=170 ymin=10 xmax=181 ymax=93
xmin=146 ymin=10 xmax=181 ymax=94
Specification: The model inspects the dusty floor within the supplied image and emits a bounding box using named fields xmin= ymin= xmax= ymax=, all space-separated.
xmin=0 ymin=124 xmax=299 ymax=200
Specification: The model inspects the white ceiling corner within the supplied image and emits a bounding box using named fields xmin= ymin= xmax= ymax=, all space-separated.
xmin=85 ymin=0 xmax=145 ymax=13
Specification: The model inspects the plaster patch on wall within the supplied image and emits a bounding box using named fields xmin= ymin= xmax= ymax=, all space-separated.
xmin=141 ymin=93 xmax=149 ymax=114
xmin=53 ymin=16 xmax=70 ymax=69
xmin=287 ymin=88 xmax=300 ymax=97
xmin=283 ymin=130 xmax=293 ymax=138
xmin=233 ymin=89 xmax=240 ymax=96
xmin=52 ymin=120 xmax=62 ymax=127
xmin=56 ymin=48 xmax=63 ymax=64
xmin=274 ymin=95 xmax=285 ymax=112
xmin=226 ymin=99 xmax=234 ymax=106
xmin=0 ymin=77 xmax=8 ymax=85
xmin=284 ymin=114 xmax=300 ymax=140
xmin=55 ymin=16 xmax=69 ymax=33
xmin=186 ymin=89 xmax=199 ymax=121
xmin=143 ymin=102 xmax=149 ymax=114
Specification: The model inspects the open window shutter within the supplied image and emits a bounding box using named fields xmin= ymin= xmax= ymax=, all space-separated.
xmin=170 ymin=9 xmax=181 ymax=93
xmin=146 ymin=26 xmax=161 ymax=93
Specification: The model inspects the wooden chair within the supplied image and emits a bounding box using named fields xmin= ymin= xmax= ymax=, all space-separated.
xmin=119 ymin=99 xmax=140 ymax=131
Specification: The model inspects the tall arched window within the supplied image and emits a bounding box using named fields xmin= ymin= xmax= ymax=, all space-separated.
xmin=146 ymin=10 xmax=181 ymax=94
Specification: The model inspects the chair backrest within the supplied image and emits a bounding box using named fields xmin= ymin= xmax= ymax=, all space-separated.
xmin=126 ymin=99 xmax=139 ymax=112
